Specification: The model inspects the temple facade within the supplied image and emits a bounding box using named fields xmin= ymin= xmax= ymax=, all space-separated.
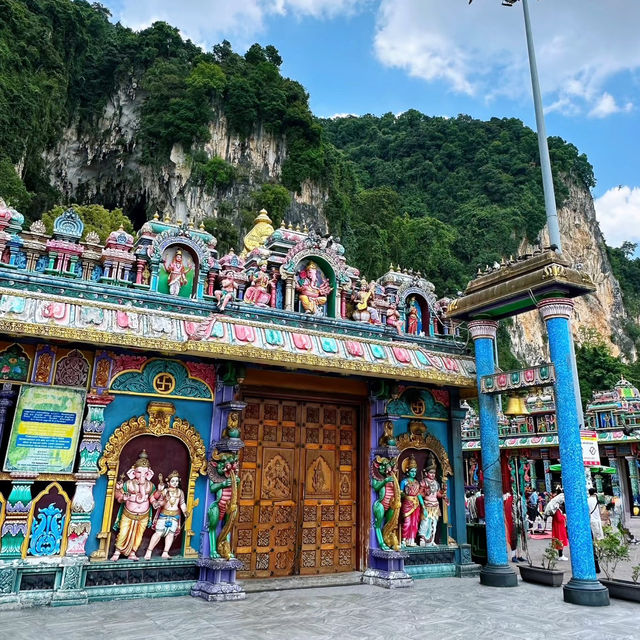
xmin=461 ymin=377 xmax=640 ymax=520
xmin=0 ymin=201 xmax=479 ymax=606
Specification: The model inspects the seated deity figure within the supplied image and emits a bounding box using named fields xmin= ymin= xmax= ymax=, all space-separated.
xmin=400 ymin=455 xmax=424 ymax=547
xmin=214 ymin=275 xmax=238 ymax=311
xmin=386 ymin=302 xmax=403 ymax=334
xmin=111 ymin=450 xmax=155 ymax=561
xmin=164 ymin=249 xmax=192 ymax=296
xmin=418 ymin=455 xmax=445 ymax=546
xmin=144 ymin=471 xmax=189 ymax=560
xmin=352 ymin=280 xmax=381 ymax=324
xmin=244 ymin=263 xmax=272 ymax=306
xmin=296 ymin=261 xmax=332 ymax=315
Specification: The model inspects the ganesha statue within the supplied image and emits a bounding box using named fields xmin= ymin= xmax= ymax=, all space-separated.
xmin=296 ymin=261 xmax=332 ymax=315
xmin=111 ymin=450 xmax=155 ymax=561
xmin=207 ymin=449 xmax=240 ymax=559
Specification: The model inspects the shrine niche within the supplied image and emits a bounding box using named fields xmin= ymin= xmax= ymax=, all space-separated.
xmin=93 ymin=401 xmax=207 ymax=561
xmin=23 ymin=483 xmax=71 ymax=558
xmin=387 ymin=387 xmax=449 ymax=420
xmin=294 ymin=259 xmax=333 ymax=316
xmin=160 ymin=245 xmax=197 ymax=298
xmin=396 ymin=431 xmax=453 ymax=547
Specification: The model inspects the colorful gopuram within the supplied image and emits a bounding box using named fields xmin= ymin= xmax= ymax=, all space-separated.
xmin=0 ymin=200 xmax=479 ymax=606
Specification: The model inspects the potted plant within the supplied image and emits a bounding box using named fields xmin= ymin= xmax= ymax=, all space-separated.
xmin=597 ymin=527 xmax=640 ymax=602
xmin=518 ymin=539 xmax=565 ymax=587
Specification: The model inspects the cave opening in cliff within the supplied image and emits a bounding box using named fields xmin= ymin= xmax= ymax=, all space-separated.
xmin=126 ymin=192 xmax=149 ymax=231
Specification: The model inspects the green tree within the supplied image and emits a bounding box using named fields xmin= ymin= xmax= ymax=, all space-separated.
xmin=42 ymin=204 xmax=133 ymax=243
xmin=0 ymin=159 xmax=32 ymax=211
xmin=202 ymin=216 xmax=239 ymax=256
xmin=251 ymin=184 xmax=291 ymax=228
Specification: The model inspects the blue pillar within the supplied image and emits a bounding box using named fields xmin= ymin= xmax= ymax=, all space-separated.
xmin=468 ymin=320 xmax=517 ymax=587
xmin=538 ymin=298 xmax=609 ymax=606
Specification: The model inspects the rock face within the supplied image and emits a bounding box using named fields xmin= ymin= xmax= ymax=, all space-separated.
xmin=507 ymin=181 xmax=635 ymax=365
xmin=44 ymin=83 xmax=328 ymax=229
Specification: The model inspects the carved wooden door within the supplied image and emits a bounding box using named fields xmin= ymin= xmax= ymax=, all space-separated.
xmin=298 ymin=403 xmax=357 ymax=575
xmin=235 ymin=396 xmax=357 ymax=578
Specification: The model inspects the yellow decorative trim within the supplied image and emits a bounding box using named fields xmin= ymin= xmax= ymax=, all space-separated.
xmin=0 ymin=318 xmax=476 ymax=388
xmin=22 ymin=482 xmax=72 ymax=559
xmin=92 ymin=402 xmax=207 ymax=561
xmin=0 ymin=491 xmax=5 ymax=550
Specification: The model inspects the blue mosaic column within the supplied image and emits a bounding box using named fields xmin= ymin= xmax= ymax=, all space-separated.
xmin=538 ymin=298 xmax=609 ymax=606
xmin=468 ymin=320 xmax=517 ymax=587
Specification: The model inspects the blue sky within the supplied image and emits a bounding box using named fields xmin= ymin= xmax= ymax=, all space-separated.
xmin=100 ymin=0 xmax=640 ymax=250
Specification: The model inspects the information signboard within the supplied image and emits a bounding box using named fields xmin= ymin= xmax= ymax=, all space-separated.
xmin=580 ymin=429 xmax=601 ymax=467
xmin=3 ymin=385 xmax=85 ymax=473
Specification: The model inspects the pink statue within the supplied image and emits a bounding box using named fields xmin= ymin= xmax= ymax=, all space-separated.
xmin=144 ymin=471 xmax=189 ymax=560
xmin=164 ymin=250 xmax=192 ymax=296
xmin=296 ymin=261 xmax=332 ymax=315
xmin=214 ymin=275 xmax=238 ymax=311
xmin=407 ymin=299 xmax=420 ymax=335
xmin=111 ymin=450 xmax=155 ymax=561
xmin=244 ymin=264 xmax=272 ymax=306
xmin=400 ymin=455 xmax=424 ymax=547
xmin=386 ymin=303 xmax=403 ymax=334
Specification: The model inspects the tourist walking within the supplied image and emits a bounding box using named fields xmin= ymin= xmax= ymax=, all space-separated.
xmin=588 ymin=487 xmax=604 ymax=541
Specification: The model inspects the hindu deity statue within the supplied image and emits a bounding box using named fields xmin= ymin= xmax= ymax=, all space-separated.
xmin=371 ymin=455 xmax=401 ymax=551
xmin=400 ymin=455 xmax=425 ymax=547
xmin=144 ymin=471 xmax=189 ymax=560
xmin=406 ymin=297 xmax=422 ymax=335
xmin=164 ymin=249 xmax=192 ymax=296
xmin=418 ymin=454 xmax=445 ymax=546
xmin=243 ymin=263 xmax=272 ymax=307
xmin=386 ymin=302 xmax=403 ymax=334
xmin=207 ymin=450 xmax=240 ymax=559
xmin=296 ymin=261 xmax=332 ymax=315
xmin=352 ymin=279 xmax=381 ymax=324
xmin=111 ymin=450 xmax=155 ymax=561
xmin=214 ymin=275 xmax=239 ymax=311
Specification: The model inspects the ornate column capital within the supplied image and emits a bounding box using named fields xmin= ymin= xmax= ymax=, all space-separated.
xmin=467 ymin=319 xmax=498 ymax=341
xmin=537 ymin=297 xmax=574 ymax=321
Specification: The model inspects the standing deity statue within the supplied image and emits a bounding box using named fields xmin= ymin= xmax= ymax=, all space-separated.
xmin=243 ymin=263 xmax=272 ymax=306
xmin=164 ymin=250 xmax=192 ymax=296
xmin=296 ymin=261 xmax=332 ymax=315
xmin=406 ymin=297 xmax=421 ymax=335
xmin=371 ymin=455 xmax=401 ymax=551
xmin=418 ymin=454 xmax=445 ymax=546
xmin=207 ymin=450 xmax=240 ymax=559
xmin=144 ymin=471 xmax=189 ymax=560
xmin=111 ymin=450 xmax=155 ymax=561
xmin=214 ymin=275 xmax=239 ymax=311
xmin=400 ymin=455 xmax=425 ymax=547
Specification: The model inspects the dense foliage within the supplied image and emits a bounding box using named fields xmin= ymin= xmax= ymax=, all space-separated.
xmin=322 ymin=112 xmax=595 ymax=291
xmin=607 ymin=242 xmax=640 ymax=322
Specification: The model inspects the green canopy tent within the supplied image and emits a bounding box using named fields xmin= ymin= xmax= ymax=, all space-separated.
xmin=548 ymin=464 xmax=616 ymax=474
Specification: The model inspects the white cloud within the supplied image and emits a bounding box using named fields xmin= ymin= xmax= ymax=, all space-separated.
xmin=594 ymin=186 xmax=640 ymax=248
xmin=113 ymin=0 xmax=366 ymax=49
xmin=374 ymin=0 xmax=640 ymax=118
xmin=589 ymin=92 xmax=633 ymax=119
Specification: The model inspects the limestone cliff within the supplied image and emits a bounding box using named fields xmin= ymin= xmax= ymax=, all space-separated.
xmin=507 ymin=180 xmax=635 ymax=365
xmin=45 ymin=84 xmax=328 ymax=228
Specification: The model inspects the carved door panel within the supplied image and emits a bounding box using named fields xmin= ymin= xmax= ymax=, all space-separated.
xmin=236 ymin=397 xmax=357 ymax=578
xmin=299 ymin=404 xmax=357 ymax=574
xmin=235 ymin=398 xmax=299 ymax=577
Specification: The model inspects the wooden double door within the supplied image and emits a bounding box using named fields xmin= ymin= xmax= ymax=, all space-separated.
xmin=235 ymin=395 xmax=358 ymax=577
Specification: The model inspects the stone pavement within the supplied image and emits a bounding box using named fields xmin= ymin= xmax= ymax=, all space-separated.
xmin=2 ymin=574 xmax=639 ymax=640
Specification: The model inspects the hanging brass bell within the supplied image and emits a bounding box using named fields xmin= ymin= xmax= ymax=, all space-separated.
xmin=503 ymin=394 xmax=530 ymax=416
